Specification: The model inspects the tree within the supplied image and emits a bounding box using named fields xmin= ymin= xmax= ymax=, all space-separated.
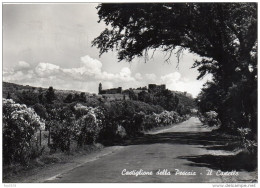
xmin=92 ymin=3 xmax=257 ymax=135
xmin=128 ymin=89 xmax=138 ymax=100
xmin=74 ymin=93 xmax=80 ymax=101
xmin=80 ymin=92 xmax=86 ymax=102
xmin=38 ymin=93 xmax=46 ymax=104
xmin=45 ymin=86 xmax=56 ymax=104
xmin=17 ymin=90 xmax=39 ymax=106
xmin=138 ymin=91 xmax=151 ymax=103
xmin=64 ymin=93 xmax=73 ymax=103
xmin=7 ymin=92 xmax=11 ymax=99
xmin=33 ymin=103 xmax=48 ymax=120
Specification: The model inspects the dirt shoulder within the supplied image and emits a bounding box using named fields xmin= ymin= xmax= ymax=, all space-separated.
xmin=3 ymin=144 xmax=124 ymax=183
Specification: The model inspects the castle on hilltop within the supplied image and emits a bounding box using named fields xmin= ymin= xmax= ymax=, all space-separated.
xmin=98 ymin=83 xmax=192 ymax=100
xmin=98 ymin=83 xmax=166 ymax=95
xmin=148 ymin=84 xmax=166 ymax=92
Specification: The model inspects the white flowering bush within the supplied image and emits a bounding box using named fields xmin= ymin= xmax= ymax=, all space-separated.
xmin=141 ymin=110 xmax=182 ymax=130
xmin=141 ymin=113 xmax=158 ymax=130
xmin=199 ymin=111 xmax=221 ymax=127
xmin=116 ymin=125 xmax=127 ymax=138
xmin=3 ymin=98 xmax=45 ymax=165
xmin=74 ymin=103 xmax=104 ymax=146
xmin=50 ymin=103 xmax=105 ymax=151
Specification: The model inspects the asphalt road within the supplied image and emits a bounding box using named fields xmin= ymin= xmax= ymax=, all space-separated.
xmin=45 ymin=117 xmax=256 ymax=183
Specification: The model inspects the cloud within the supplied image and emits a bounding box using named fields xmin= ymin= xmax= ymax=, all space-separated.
xmin=161 ymin=72 xmax=181 ymax=83
xmin=17 ymin=61 xmax=31 ymax=70
xmin=35 ymin=62 xmax=61 ymax=77
xmin=145 ymin=73 xmax=157 ymax=82
xmin=3 ymin=55 xmax=138 ymax=93
xmin=160 ymin=72 xmax=212 ymax=97
xmin=135 ymin=73 xmax=143 ymax=80
xmin=120 ymin=67 xmax=131 ymax=77
xmin=80 ymin=55 xmax=102 ymax=75
xmin=3 ymin=55 xmax=211 ymax=97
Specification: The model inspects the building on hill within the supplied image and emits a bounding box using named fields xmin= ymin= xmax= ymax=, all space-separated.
xmin=148 ymin=84 xmax=166 ymax=92
xmin=98 ymin=83 xmax=122 ymax=94
xmin=98 ymin=83 xmax=167 ymax=96
xmin=98 ymin=83 xmax=170 ymax=101
xmin=136 ymin=86 xmax=148 ymax=90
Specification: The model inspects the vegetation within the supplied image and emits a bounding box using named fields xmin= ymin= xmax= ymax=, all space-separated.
xmin=3 ymin=82 xmax=193 ymax=166
xmin=132 ymin=89 xmax=195 ymax=114
xmin=3 ymin=99 xmax=45 ymax=165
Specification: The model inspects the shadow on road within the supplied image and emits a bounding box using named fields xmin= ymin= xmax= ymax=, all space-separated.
xmin=178 ymin=153 xmax=257 ymax=172
xmin=113 ymin=131 xmax=236 ymax=149
xmin=103 ymin=131 xmax=257 ymax=172
xmin=177 ymin=152 xmax=257 ymax=172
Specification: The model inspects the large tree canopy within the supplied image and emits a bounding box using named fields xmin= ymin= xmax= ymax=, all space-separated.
xmin=92 ymin=3 xmax=257 ymax=135
xmin=93 ymin=3 xmax=256 ymax=61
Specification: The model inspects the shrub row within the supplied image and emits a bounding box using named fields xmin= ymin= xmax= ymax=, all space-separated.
xmin=3 ymin=99 xmax=188 ymax=165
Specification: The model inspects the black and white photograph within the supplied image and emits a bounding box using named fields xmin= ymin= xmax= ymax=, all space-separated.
xmin=2 ymin=2 xmax=258 ymax=184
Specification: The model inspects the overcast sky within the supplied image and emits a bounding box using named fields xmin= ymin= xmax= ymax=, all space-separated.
xmin=3 ymin=3 xmax=212 ymax=97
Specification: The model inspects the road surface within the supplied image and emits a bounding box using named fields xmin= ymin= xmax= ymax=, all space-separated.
xmin=45 ymin=117 xmax=257 ymax=183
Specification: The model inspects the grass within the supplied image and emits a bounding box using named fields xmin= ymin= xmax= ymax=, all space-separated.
xmin=3 ymin=142 xmax=104 ymax=182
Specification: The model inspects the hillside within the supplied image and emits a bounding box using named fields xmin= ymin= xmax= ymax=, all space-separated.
xmin=3 ymin=82 xmax=91 ymax=101
xmin=3 ymin=82 xmax=196 ymax=114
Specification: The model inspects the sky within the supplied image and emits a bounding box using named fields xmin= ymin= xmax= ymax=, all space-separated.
xmin=3 ymin=3 xmax=212 ymax=98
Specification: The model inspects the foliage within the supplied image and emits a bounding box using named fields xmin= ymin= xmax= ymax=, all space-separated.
xmin=199 ymin=111 xmax=221 ymax=127
xmin=3 ymin=98 xmax=45 ymax=165
xmin=131 ymin=89 xmax=195 ymax=113
xmin=64 ymin=93 xmax=73 ymax=103
xmin=97 ymin=100 xmax=164 ymax=143
xmin=33 ymin=103 xmax=48 ymax=120
xmin=73 ymin=104 xmax=104 ymax=146
xmin=237 ymin=127 xmax=257 ymax=154
xmin=116 ymin=125 xmax=127 ymax=138
xmin=38 ymin=92 xmax=47 ymax=104
xmin=64 ymin=92 xmax=87 ymax=103
xmin=45 ymin=86 xmax=56 ymax=104
xmin=93 ymin=3 xmax=256 ymax=66
xmin=141 ymin=110 xmax=185 ymax=131
xmin=49 ymin=107 xmax=76 ymax=152
xmin=49 ymin=103 xmax=105 ymax=151
xmin=3 ymin=83 xmax=194 ymax=160
xmin=16 ymin=91 xmax=39 ymax=106
xmin=7 ymin=92 xmax=11 ymax=99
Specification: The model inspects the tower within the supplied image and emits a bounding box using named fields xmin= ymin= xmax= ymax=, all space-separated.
xmin=98 ymin=83 xmax=102 ymax=94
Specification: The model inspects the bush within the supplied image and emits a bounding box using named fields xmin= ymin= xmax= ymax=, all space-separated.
xmin=3 ymin=99 xmax=45 ymax=165
xmin=141 ymin=110 xmax=183 ymax=131
xmin=49 ymin=107 xmax=75 ymax=152
xmin=16 ymin=91 xmax=39 ymax=106
xmin=33 ymin=103 xmax=48 ymax=120
xmin=99 ymin=100 xmax=165 ymax=137
xmin=237 ymin=127 xmax=257 ymax=154
xmin=116 ymin=125 xmax=127 ymax=138
xmin=199 ymin=111 xmax=221 ymax=127
xmin=50 ymin=103 xmax=105 ymax=151
xmin=73 ymin=104 xmax=104 ymax=146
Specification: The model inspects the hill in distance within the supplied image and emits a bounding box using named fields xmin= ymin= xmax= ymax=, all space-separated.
xmin=3 ymin=82 xmax=91 ymax=101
